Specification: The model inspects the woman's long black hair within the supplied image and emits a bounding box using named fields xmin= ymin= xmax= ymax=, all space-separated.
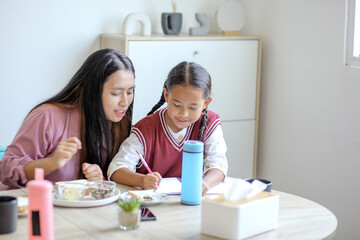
xmin=31 ymin=48 xmax=135 ymax=178
xmin=147 ymin=61 xmax=211 ymax=141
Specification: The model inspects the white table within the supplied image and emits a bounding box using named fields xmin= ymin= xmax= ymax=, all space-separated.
xmin=0 ymin=185 xmax=337 ymax=240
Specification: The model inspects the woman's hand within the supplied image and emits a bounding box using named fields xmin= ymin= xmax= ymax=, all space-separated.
xmin=82 ymin=163 xmax=104 ymax=181
xmin=24 ymin=137 xmax=82 ymax=180
xmin=53 ymin=137 xmax=82 ymax=169
xmin=142 ymin=172 xmax=162 ymax=190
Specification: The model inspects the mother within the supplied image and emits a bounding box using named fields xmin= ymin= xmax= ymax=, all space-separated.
xmin=0 ymin=48 xmax=135 ymax=189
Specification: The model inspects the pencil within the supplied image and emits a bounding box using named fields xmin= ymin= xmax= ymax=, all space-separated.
xmin=136 ymin=150 xmax=153 ymax=174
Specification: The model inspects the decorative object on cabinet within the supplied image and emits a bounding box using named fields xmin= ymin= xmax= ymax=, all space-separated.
xmin=189 ymin=13 xmax=210 ymax=36
xmin=171 ymin=0 xmax=177 ymax=12
xmin=100 ymin=34 xmax=262 ymax=180
xmin=216 ymin=0 xmax=245 ymax=35
xmin=123 ymin=13 xmax=151 ymax=36
xmin=161 ymin=13 xmax=182 ymax=35
xmin=161 ymin=0 xmax=182 ymax=35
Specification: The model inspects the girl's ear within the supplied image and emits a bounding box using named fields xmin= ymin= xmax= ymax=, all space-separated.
xmin=204 ymin=97 xmax=212 ymax=109
xmin=163 ymin=87 xmax=169 ymax=102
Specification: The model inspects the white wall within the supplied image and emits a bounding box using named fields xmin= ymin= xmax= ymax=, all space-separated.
xmin=0 ymin=0 xmax=223 ymax=146
xmin=241 ymin=0 xmax=360 ymax=239
xmin=1 ymin=0 xmax=359 ymax=239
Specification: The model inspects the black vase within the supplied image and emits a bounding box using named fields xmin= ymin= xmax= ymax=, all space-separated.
xmin=161 ymin=12 xmax=182 ymax=35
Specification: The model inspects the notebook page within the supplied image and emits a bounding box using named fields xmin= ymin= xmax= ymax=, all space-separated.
xmin=156 ymin=177 xmax=182 ymax=195
xmin=155 ymin=177 xmax=226 ymax=195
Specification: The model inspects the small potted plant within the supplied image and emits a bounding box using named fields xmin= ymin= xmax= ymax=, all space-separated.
xmin=117 ymin=199 xmax=142 ymax=231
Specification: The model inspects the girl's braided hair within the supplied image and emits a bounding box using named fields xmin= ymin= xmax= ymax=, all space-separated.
xmin=147 ymin=61 xmax=211 ymax=141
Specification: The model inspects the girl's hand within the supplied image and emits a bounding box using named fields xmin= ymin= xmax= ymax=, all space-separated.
xmin=202 ymin=179 xmax=211 ymax=196
xmin=142 ymin=172 xmax=162 ymax=190
xmin=53 ymin=137 xmax=82 ymax=169
xmin=82 ymin=163 xmax=104 ymax=181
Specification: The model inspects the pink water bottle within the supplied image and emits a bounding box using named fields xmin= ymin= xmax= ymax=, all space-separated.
xmin=27 ymin=168 xmax=54 ymax=240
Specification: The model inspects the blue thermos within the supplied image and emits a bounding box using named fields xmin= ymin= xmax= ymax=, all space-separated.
xmin=181 ymin=140 xmax=204 ymax=205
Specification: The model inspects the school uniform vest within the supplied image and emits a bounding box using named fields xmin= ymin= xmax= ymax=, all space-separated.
xmin=131 ymin=108 xmax=220 ymax=177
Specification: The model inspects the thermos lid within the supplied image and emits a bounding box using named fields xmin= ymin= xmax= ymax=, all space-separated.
xmin=183 ymin=140 xmax=204 ymax=153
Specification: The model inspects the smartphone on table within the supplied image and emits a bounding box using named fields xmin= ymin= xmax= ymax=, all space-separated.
xmin=140 ymin=207 xmax=157 ymax=221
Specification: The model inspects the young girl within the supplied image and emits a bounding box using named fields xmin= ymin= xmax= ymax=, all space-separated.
xmin=0 ymin=49 xmax=135 ymax=190
xmin=108 ymin=61 xmax=228 ymax=195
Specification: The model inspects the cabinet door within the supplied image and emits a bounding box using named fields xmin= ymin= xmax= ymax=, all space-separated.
xmin=187 ymin=40 xmax=259 ymax=122
xmin=128 ymin=41 xmax=191 ymax=123
xmin=128 ymin=40 xmax=259 ymax=123
xmin=221 ymin=120 xmax=255 ymax=179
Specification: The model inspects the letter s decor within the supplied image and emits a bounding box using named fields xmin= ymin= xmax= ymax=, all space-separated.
xmin=123 ymin=13 xmax=152 ymax=36
xmin=189 ymin=13 xmax=210 ymax=36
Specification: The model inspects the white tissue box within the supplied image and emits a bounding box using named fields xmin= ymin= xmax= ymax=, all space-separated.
xmin=201 ymin=192 xmax=279 ymax=239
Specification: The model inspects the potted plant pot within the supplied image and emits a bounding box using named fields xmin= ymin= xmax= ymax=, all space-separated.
xmin=117 ymin=199 xmax=141 ymax=231
xmin=161 ymin=12 xmax=182 ymax=35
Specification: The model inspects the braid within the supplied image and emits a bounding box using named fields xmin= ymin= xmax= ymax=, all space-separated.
xmin=147 ymin=93 xmax=166 ymax=115
xmin=198 ymin=107 xmax=208 ymax=141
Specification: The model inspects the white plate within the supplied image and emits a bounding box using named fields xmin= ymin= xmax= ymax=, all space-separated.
xmin=119 ymin=192 xmax=168 ymax=206
xmin=53 ymin=188 xmax=120 ymax=208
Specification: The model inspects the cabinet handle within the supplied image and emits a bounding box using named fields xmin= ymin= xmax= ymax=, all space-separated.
xmin=193 ymin=50 xmax=199 ymax=56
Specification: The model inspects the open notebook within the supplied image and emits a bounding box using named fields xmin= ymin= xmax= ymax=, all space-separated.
xmin=155 ymin=177 xmax=226 ymax=195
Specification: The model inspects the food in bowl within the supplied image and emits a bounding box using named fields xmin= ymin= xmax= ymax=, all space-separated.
xmin=88 ymin=181 xmax=116 ymax=200
xmin=54 ymin=180 xmax=117 ymax=201
xmin=57 ymin=182 xmax=87 ymax=201
xmin=54 ymin=180 xmax=89 ymax=197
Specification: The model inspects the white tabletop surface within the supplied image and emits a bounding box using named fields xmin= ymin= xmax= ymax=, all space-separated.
xmin=0 ymin=184 xmax=337 ymax=240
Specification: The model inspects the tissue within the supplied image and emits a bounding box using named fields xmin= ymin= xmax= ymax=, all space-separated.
xmin=224 ymin=178 xmax=267 ymax=201
xmin=202 ymin=178 xmax=279 ymax=239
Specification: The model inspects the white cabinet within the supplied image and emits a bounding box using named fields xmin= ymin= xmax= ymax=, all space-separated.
xmin=101 ymin=34 xmax=261 ymax=179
